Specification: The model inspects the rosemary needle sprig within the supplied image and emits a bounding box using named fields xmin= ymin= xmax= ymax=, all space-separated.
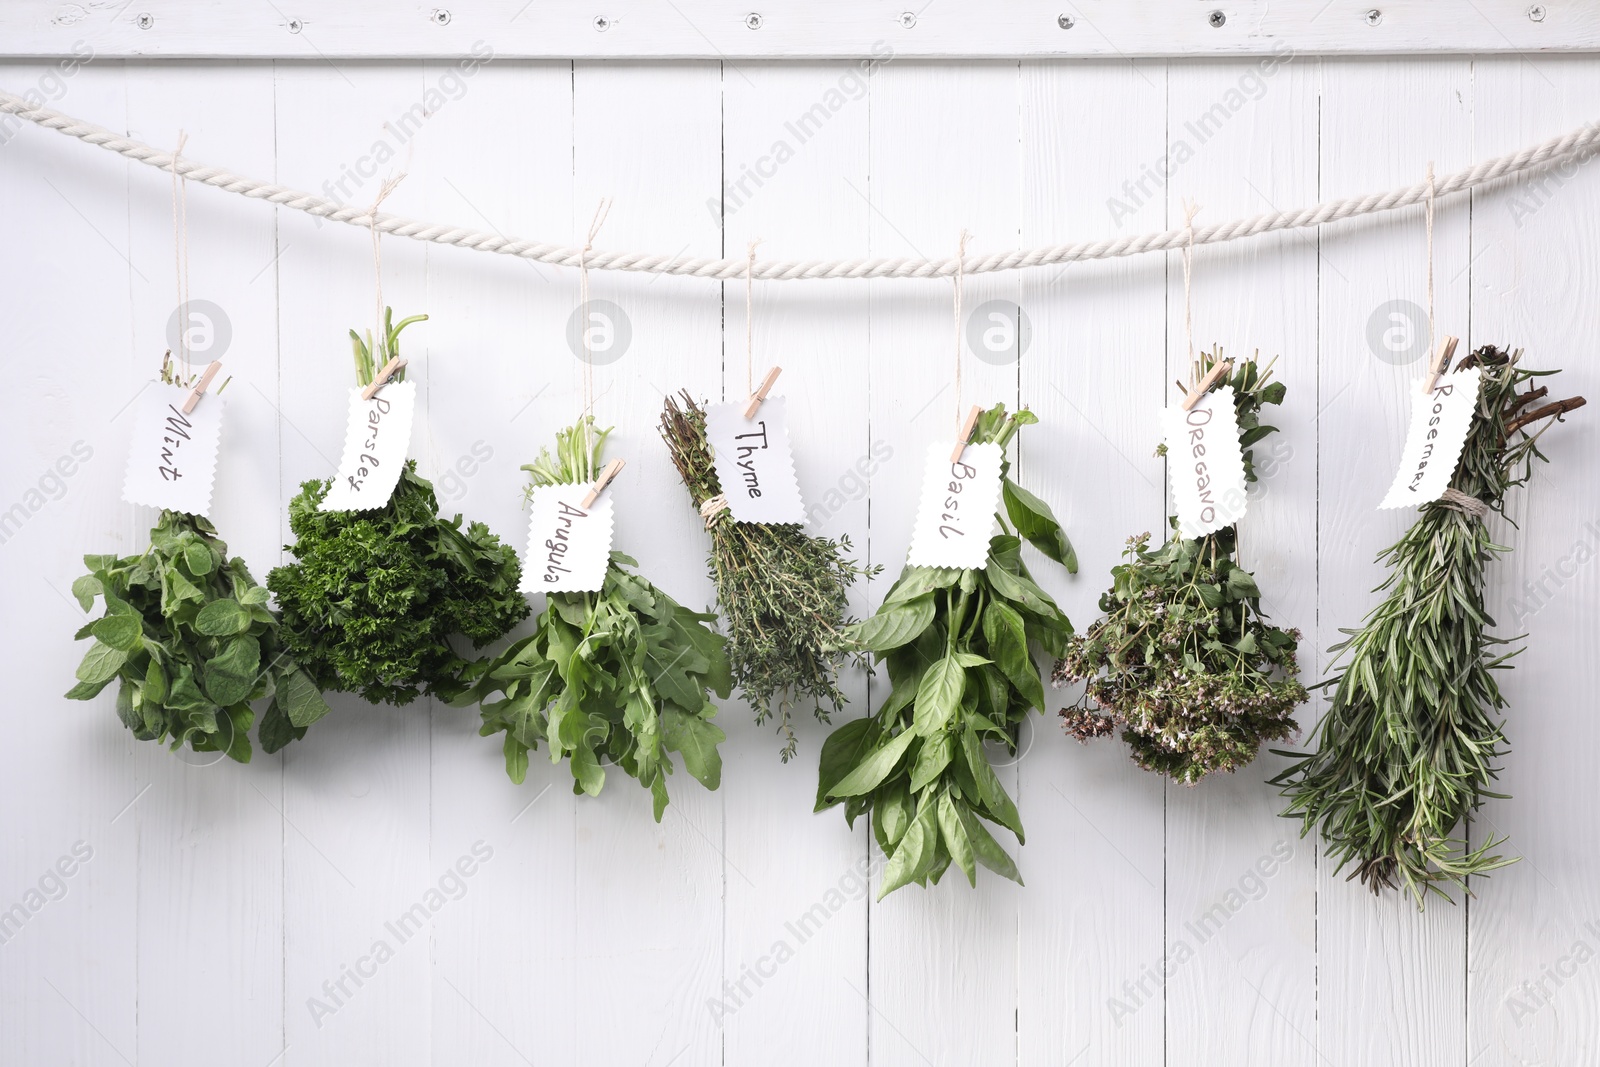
xmin=659 ymin=392 xmax=877 ymax=760
xmin=1272 ymin=345 xmax=1585 ymax=906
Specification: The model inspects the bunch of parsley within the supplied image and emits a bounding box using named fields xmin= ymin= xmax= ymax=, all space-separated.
xmin=452 ymin=418 xmax=732 ymax=820
xmin=68 ymin=510 xmax=330 ymax=760
xmin=267 ymin=310 xmax=528 ymax=705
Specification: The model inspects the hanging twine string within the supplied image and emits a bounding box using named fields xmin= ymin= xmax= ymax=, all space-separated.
xmin=1425 ymin=161 xmax=1437 ymax=358
xmin=578 ymin=198 xmax=613 ymax=481
xmin=1182 ymin=199 xmax=1200 ymax=381
xmin=953 ymin=230 xmax=969 ymax=426
xmin=364 ymin=173 xmax=407 ymax=376
xmin=745 ymin=237 xmax=763 ymax=395
xmin=700 ymin=493 xmax=730 ymax=526
xmin=6 ymin=90 xmax=1598 ymax=281
xmin=169 ymin=131 xmax=190 ymax=376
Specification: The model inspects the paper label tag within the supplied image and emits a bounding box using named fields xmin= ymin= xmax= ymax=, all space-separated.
xmin=1379 ymin=367 xmax=1482 ymax=510
xmin=122 ymin=382 xmax=224 ymax=517
xmin=320 ymin=382 xmax=418 ymax=512
xmin=703 ymin=396 xmax=806 ymax=525
xmin=907 ymin=442 xmax=1002 ymax=569
xmin=519 ymin=484 xmax=615 ymax=593
xmin=1161 ymin=385 xmax=1249 ymax=539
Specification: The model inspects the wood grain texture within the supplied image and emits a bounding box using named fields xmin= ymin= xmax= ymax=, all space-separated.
xmin=1160 ymin=55 xmax=1320 ymax=1067
xmin=4 ymin=1 xmax=1600 ymax=59
xmin=1467 ymin=54 xmax=1600 ymax=1067
xmin=1315 ymin=57 xmax=1474 ymax=1067
xmin=1017 ymin=57 xmax=1169 ymax=1067
xmin=718 ymin=60 xmax=873 ymax=1067
xmin=2 ymin=51 xmax=1599 ymax=1067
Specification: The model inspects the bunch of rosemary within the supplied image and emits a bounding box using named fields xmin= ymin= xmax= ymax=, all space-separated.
xmin=1273 ymin=345 xmax=1584 ymax=904
xmin=454 ymin=418 xmax=733 ymax=819
xmin=658 ymin=392 xmax=875 ymax=760
xmin=816 ymin=405 xmax=1076 ymax=897
xmin=1054 ymin=351 xmax=1308 ymax=784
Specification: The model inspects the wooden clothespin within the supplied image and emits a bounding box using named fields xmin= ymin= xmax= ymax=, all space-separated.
xmin=1420 ymin=335 xmax=1459 ymax=395
xmin=181 ymin=361 xmax=223 ymax=414
xmin=581 ymin=458 xmax=625 ymax=509
xmin=1181 ymin=360 xmax=1232 ymax=412
xmin=743 ymin=366 xmax=783 ymax=419
xmin=950 ymin=404 xmax=982 ymax=463
xmin=361 ymin=355 xmax=407 ymax=401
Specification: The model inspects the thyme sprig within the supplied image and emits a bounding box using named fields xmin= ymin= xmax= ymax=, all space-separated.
xmin=658 ymin=392 xmax=877 ymax=761
xmin=1273 ymin=345 xmax=1585 ymax=905
xmin=1054 ymin=350 xmax=1308 ymax=783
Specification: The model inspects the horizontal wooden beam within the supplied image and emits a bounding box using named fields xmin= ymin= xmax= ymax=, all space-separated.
xmin=1 ymin=0 xmax=1596 ymax=59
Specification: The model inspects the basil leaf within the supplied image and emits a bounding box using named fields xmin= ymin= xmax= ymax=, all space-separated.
xmin=848 ymin=593 xmax=936 ymax=653
xmin=826 ymin=728 xmax=917 ymax=798
xmin=938 ymin=792 xmax=977 ymax=887
xmin=1002 ymin=476 xmax=1077 ymax=573
xmin=912 ymin=655 xmax=965 ymax=737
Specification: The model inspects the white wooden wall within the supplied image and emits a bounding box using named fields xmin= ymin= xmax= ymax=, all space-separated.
xmin=2 ymin=48 xmax=1599 ymax=1067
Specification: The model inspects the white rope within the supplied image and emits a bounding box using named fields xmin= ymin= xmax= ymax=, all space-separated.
xmin=2 ymin=88 xmax=1598 ymax=281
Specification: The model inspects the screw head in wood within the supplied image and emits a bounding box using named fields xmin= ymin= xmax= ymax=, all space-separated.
xmin=1365 ymin=8 xmax=1384 ymax=25
xmin=287 ymin=17 xmax=303 ymax=33
xmin=431 ymin=8 xmax=451 ymax=25
xmin=745 ymin=12 xmax=763 ymax=29
xmin=136 ymin=12 xmax=153 ymax=29
xmin=593 ymin=15 xmax=611 ymax=31
xmin=898 ymin=11 xmax=917 ymax=28
xmin=1057 ymin=13 xmax=1075 ymax=29
xmin=1529 ymin=4 xmax=1547 ymax=21
xmin=1208 ymin=10 xmax=1226 ymax=27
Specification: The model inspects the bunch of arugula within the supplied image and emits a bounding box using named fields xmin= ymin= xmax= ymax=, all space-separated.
xmin=1273 ymin=346 xmax=1584 ymax=904
xmin=658 ymin=391 xmax=876 ymax=760
xmin=1054 ymin=351 xmax=1307 ymax=784
xmin=267 ymin=310 xmax=528 ymax=705
xmin=452 ymin=418 xmax=733 ymax=820
xmin=815 ymin=405 xmax=1075 ymax=897
xmin=68 ymin=510 xmax=330 ymax=760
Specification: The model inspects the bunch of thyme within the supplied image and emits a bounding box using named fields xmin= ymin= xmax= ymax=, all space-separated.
xmin=1054 ymin=350 xmax=1308 ymax=783
xmin=1273 ymin=345 xmax=1584 ymax=904
xmin=659 ymin=392 xmax=876 ymax=760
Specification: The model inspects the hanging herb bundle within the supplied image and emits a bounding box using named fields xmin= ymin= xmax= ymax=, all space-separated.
xmin=1273 ymin=345 xmax=1584 ymax=904
xmin=1053 ymin=351 xmax=1307 ymax=784
xmin=452 ymin=418 xmax=733 ymax=820
xmin=815 ymin=405 xmax=1075 ymax=898
xmin=658 ymin=392 xmax=876 ymax=760
xmin=68 ymin=510 xmax=331 ymax=760
xmin=267 ymin=310 xmax=528 ymax=705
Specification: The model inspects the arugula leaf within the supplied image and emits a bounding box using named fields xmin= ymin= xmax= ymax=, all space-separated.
xmin=459 ymin=418 xmax=731 ymax=821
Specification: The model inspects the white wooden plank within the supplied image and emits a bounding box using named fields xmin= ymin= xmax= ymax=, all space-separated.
xmin=1160 ymin=55 xmax=1320 ymax=1067
xmin=1315 ymin=57 xmax=1475 ymax=1067
xmin=718 ymin=61 xmax=872 ymax=1067
xmin=3 ymin=1 xmax=1599 ymax=59
xmin=122 ymin=59 xmax=288 ymax=1066
xmin=569 ymin=59 xmax=727 ymax=1066
xmin=1466 ymin=54 xmax=1600 ymax=1067
xmin=1016 ymin=57 xmax=1169 ymax=1067
xmin=410 ymin=59 xmax=581 ymax=1067
xmin=0 ymin=59 xmax=141 ymax=1067
xmin=865 ymin=59 xmax=1022 ymax=1067
xmin=272 ymin=62 xmax=436 ymax=1067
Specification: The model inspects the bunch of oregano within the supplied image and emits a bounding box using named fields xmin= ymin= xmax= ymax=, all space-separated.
xmin=1273 ymin=345 xmax=1584 ymax=904
xmin=1053 ymin=351 xmax=1307 ymax=784
xmin=658 ymin=391 xmax=876 ymax=761
xmin=68 ymin=510 xmax=331 ymax=760
xmin=267 ymin=310 xmax=528 ymax=705
xmin=816 ymin=405 xmax=1075 ymax=897
xmin=453 ymin=418 xmax=733 ymax=820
